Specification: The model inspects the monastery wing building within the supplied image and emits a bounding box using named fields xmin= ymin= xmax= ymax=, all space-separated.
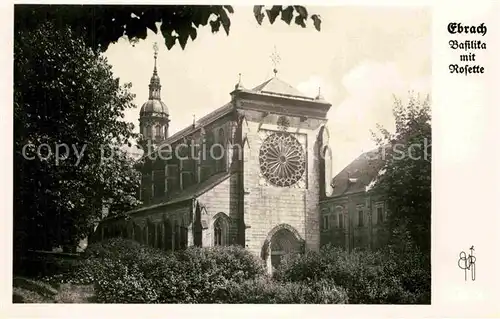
xmin=93 ymin=48 xmax=335 ymax=272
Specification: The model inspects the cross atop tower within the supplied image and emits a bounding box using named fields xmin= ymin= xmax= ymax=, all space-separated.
xmin=153 ymin=42 xmax=159 ymax=72
xmin=153 ymin=42 xmax=159 ymax=58
xmin=270 ymin=45 xmax=281 ymax=77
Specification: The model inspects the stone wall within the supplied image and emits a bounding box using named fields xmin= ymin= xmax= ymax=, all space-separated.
xmin=239 ymin=109 xmax=323 ymax=257
xmin=196 ymin=173 xmax=239 ymax=247
xmin=319 ymin=191 xmax=389 ymax=250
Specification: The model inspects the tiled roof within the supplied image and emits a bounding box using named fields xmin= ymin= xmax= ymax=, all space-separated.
xmin=165 ymin=102 xmax=233 ymax=144
xmin=118 ymin=171 xmax=233 ymax=217
xmin=166 ymin=171 xmax=232 ymax=204
xmin=329 ymin=148 xmax=386 ymax=197
xmin=251 ymin=77 xmax=312 ymax=100
xmin=140 ymin=103 xmax=233 ymax=160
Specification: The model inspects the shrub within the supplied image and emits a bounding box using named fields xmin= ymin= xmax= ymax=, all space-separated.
xmin=153 ymin=246 xmax=266 ymax=303
xmin=223 ymin=277 xmax=348 ymax=304
xmin=94 ymin=263 xmax=160 ymax=303
xmin=176 ymin=246 xmax=266 ymax=282
xmin=71 ymin=240 xmax=268 ymax=303
xmin=274 ymin=245 xmax=430 ymax=304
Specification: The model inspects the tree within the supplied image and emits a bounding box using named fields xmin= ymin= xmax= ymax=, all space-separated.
xmin=14 ymin=5 xmax=322 ymax=52
xmin=372 ymin=94 xmax=431 ymax=253
xmin=14 ymin=21 xmax=140 ymax=253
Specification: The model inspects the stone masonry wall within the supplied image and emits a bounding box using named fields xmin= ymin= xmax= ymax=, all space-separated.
xmin=241 ymin=114 xmax=322 ymax=257
xmin=196 ymin=174 xmax=238 ymax=247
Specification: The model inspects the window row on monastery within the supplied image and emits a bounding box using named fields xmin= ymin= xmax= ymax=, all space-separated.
xmin=320 ymin=201 xmax=388 ymax=232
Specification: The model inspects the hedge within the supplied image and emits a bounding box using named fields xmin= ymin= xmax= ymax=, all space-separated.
xmin=42 ymin=238 xmax=348 ymax=304
xmin=273 ymin=244 xmax=430 ymax=304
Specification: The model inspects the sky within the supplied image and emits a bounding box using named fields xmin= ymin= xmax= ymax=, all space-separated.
xmin=104 ymin=6 xmax=431 ymax=176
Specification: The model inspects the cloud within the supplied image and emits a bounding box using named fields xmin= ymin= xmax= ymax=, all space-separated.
xmin=326 ymin=36 xmax=431 ymax=175
xmin=297 ymin=75 xmax=338 ymax=101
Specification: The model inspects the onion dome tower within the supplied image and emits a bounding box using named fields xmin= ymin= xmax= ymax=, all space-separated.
xmin=139 ymin=42 xmax=170 ymax=148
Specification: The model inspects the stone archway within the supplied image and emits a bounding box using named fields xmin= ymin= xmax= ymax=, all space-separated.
xmin=261 ymin=224 xmax=304 ymax=273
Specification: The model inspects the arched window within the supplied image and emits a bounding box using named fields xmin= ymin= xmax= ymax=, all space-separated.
xmin=142 ymin=226 xmax=147 ymax=244
xmin=155 ymin=125 xmax=161 ymax=138
xmin=155 ymin=223 xmax=163 ymax=249
xmin=216 ymin=128 xmax=226 ymax=172
xmin=214 ymin=220 xmax=223 ymax=246
xmin=148 ymin=221 xmax=155 ymax=248
xmin=335 ymin=207 xmax=344 ymax=229
xmin=134 ymin=223 xmax=142 ymax=243
xmin=205 ymin=131 xmax=216 ymax=175
xmin=146 ymin=125 xmax=153 ymax=139
xmin=164 ymin=219 xmax=172 ymax=251
xmin=213 ymin=214 xmax=229 ymax=246
xmin=180 ymin=218 xmax=188 ymax=249
xmin=127 ymin=222 xmax=134 ymax=239
xmin=174 ymin=220 xmax=181 ymax=250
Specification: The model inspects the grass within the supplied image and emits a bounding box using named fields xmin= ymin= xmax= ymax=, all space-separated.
xmin=13 ymin=276 xmax=95 ymax=303
xmin=53 ymin=283 xmax=95 ymax=303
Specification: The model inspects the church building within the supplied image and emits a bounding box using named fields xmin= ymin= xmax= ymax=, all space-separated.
xmin=94 ymin=47 xmax=387 ymax=271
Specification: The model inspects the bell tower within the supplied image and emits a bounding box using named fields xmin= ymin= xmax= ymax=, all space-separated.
xmin=139 ymin=42 xmax=170 ymax=149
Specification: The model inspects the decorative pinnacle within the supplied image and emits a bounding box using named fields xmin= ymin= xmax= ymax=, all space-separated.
xmin=270 ymin=45 xmax=281 ymax=77
xmin=153 ymin=42 xmax=159 ymax=73
xmin=234 ymin=73 xmax=244 ymax=90
xmin=315 ymin=86 xmax=324 ymax=100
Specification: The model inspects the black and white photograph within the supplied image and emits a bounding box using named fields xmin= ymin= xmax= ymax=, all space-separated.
xmin=13 ymin=3 xmax=435 ymax=305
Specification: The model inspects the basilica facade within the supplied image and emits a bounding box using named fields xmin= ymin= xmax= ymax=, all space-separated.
xmin=94 ymin=50 xmax=388 ymax=270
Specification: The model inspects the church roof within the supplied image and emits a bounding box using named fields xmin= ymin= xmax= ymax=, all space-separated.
xmin=166 ymin=102 xmax=233 ymax=144
xmin=251 ymin=77 xmax=311 ymax=100
xmin=328 ymin=148 xmax=386 ymax=197
xmin=166 ymin=171 xmax=232 ymax=205
xmin=106 ymin=171 xmax=233 ymax=218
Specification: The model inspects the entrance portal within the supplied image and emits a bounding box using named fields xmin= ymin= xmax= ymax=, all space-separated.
xmin=265 ymin=226 xmax=303 ymax=273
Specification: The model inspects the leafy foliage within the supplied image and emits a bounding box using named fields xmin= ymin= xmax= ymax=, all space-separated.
xmin=274 ymin=244 xmax=430 ymax=304
xmin=15 ymin=5 xmax=322 ymax=52
xmin=224 ymin=277 xmax=348 ymax=304
xmin=41 ymin=239 xmax=347 ymax=304
xmin=14 ymin=22 xmax=140 ymax=253
xmin=372 ymin=94 xmax=432 ymax=252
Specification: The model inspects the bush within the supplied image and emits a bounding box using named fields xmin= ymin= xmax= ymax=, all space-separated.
xmin=64 ymin=239 xmax=269 ymax=303
xmin=224 ymin=277 xmax=348 ymax=304
xmin=274 ymin=245 xmax=430 ymax=304
xmin=152 ymin=246 xmax=266 ymax=303
xmin=94 ymin=263 xmax=160 ymax=303
xmin=177 ymin=246 xmax=266 ymax=282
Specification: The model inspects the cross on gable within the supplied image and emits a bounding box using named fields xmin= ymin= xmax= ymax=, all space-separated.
xmin=270 ymin=45 xmax=281 ymax=76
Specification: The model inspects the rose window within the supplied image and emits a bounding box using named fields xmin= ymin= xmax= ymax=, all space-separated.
xmin=259 ymin=133 xmax=306 ymax=187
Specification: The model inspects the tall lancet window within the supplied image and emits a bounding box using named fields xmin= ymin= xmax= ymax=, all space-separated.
xmin=214 ymin=220 xmax=223 ymax=246
xmin=216 ymin=128 xmax=226 ymax=172
xmin=213 ymin=214 xmax=229 ymax=246
xmin=323 ymin=146 xmax=333 ymax=196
